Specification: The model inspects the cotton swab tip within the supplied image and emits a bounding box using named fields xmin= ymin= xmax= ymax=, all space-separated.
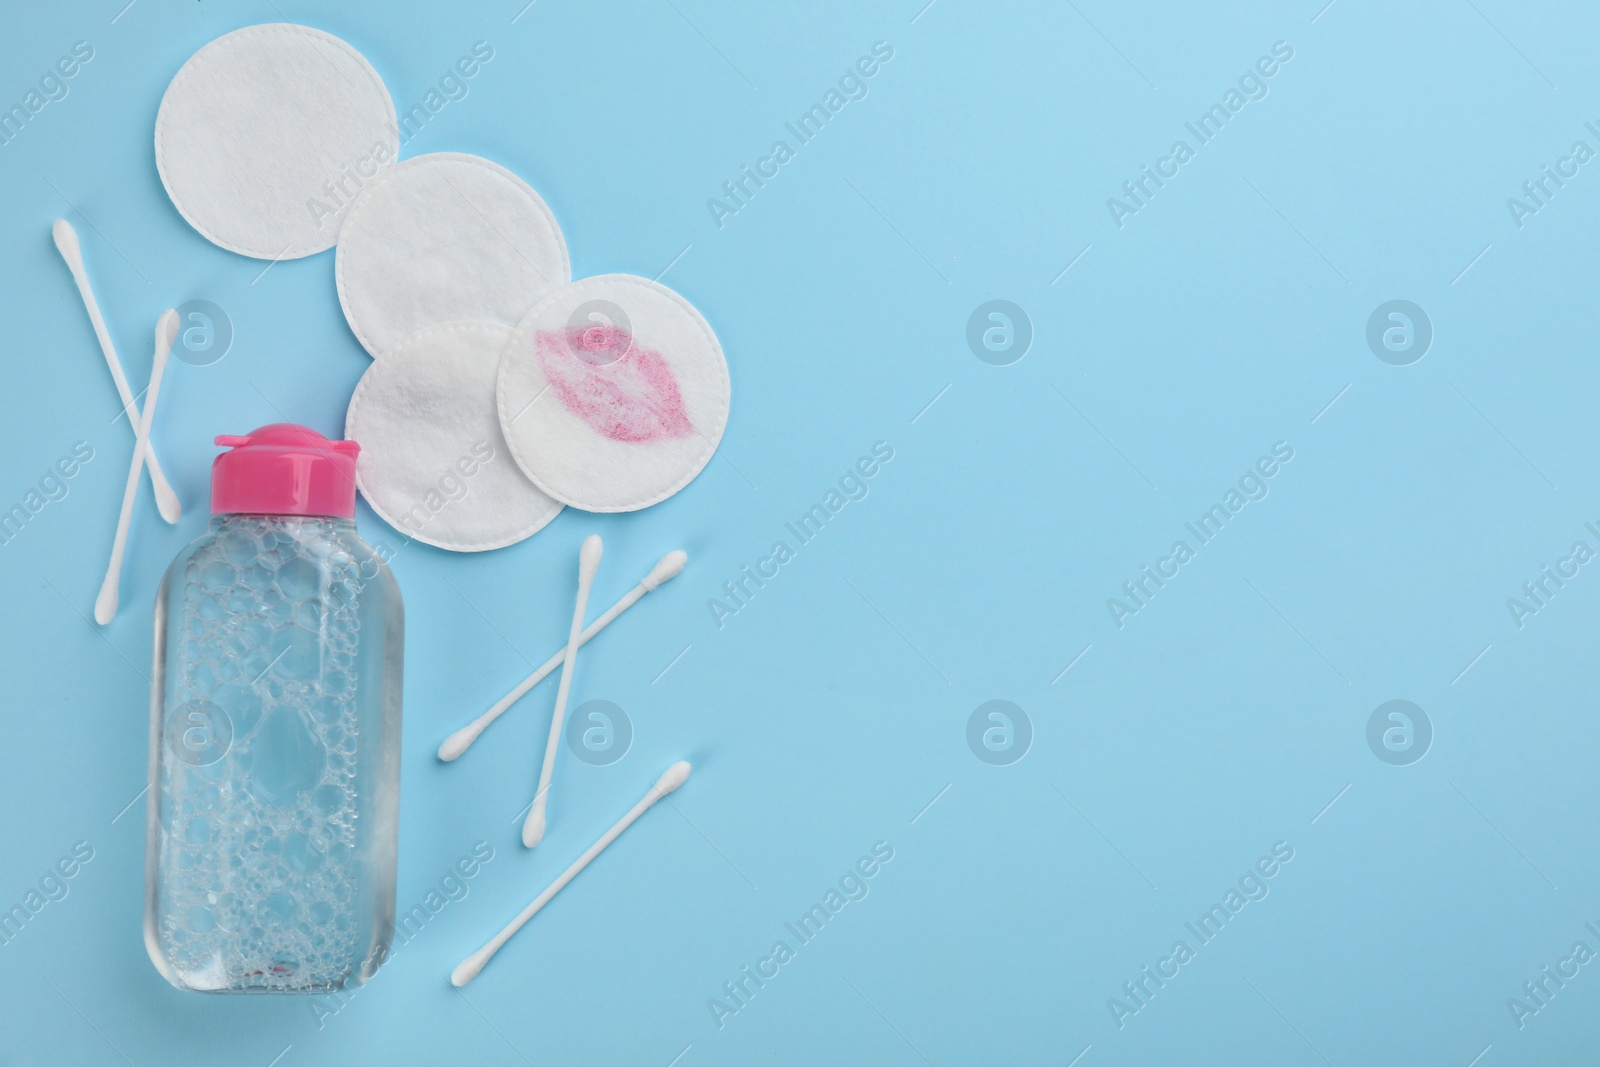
xmin=451 ymin=948 xmax=491 ymax=988
xmin=521 ymin=809 xmax=546 ymax=849
xmin=655 ymin=761 xmax=692 ymax=796
xmin=157 ymin=308 xmax=179 ymax=348
xmin=93 ymin=584 xmax=117 ymax=626
xmin=154 ymin=485 xmax=182 ymax=525
xmin=578 ymin=533 xmax=603 ymax=577
xmin=52 ymin=218 xmax=80 ymax=261
xmin=643 ymin=549 xmax=688 ymax=590
xmin=437 ymin=725 xmax=478 ymax=762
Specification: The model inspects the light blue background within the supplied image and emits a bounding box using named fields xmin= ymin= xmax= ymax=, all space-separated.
xmin=2 ymin=0 xmax=1598 ymax=1063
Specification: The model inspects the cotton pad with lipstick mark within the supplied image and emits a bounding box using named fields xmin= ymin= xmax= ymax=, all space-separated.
xmin=345 ymin=322 xmax=562 ymax=551
xmin=497 ymin=275 xmax=730 ymax=512
xmin=156 ymin=25 xmax=398 ymax=259
xmin=335 ymin=153 xmax=570 ymax=358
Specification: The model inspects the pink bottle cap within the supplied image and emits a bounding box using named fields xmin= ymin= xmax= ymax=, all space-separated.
xmin=211 ymin=424 xmax=361 ymax=518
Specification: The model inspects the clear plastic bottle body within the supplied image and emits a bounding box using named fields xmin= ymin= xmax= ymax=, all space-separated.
xmin=144 ymin=514 xmax=402 ymax=993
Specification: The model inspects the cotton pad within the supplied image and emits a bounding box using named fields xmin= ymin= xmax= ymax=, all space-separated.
xmin=156 ymin=24 xmax=398 ymax=259
xmin=496 ymin=275 xmax=731 ymax=513
xmin=335 ymin=153 xmax=570 ymax=358
xmin=345 ymin=322 xmax=562 ymax=551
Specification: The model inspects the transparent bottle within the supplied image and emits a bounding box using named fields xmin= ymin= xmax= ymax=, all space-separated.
xmin=145 ymin=424 xmax=403 ymax=993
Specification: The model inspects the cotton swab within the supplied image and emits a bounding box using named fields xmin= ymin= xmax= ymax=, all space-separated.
xmin=96 ymin=310 xmax=176 ymax=626
xmin=52 ymin=220 xmax=182 ymax=525
xmin=523 ymin=534 xmax=603 ymax=848
xmin=437 ymin=549 xmax=687 ymax=762
xmin=452 ymin=760 xmax=692 ymax=986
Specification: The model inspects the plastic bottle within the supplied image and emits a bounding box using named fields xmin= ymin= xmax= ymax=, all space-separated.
xmin=144 ymin=424 xmax=403 ymax=993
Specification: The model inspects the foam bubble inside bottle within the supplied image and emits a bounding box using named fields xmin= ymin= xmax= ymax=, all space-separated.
xmin=145 ymin=425 xmax=403 ymax=993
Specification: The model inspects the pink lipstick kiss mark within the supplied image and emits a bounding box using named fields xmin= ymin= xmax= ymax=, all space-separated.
xmin=535 ymin=326 xmax=694 ymax=443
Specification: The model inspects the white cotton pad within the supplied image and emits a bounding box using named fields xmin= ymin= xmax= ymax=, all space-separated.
xmin=345 ymin=322 xmax=562 ymax=551
xmin=335 ymin=153 xmax=570 ymax=358
xmin=155 ymin=24 xmax=398 ymax=259
xmin=497 ymin=275 xmax=731 ymax=513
